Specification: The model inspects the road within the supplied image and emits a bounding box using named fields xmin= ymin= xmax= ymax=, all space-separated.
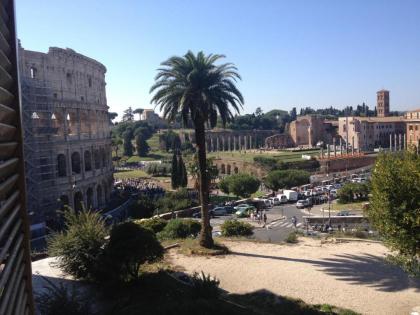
xmin=209 ymin=203 xmax=309 ymax=242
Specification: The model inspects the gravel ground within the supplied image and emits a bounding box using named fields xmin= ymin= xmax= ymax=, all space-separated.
xmin=168 ymin=238 xmax=420 ymax=315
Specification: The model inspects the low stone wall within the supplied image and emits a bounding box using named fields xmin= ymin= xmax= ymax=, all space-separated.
xmin=319 ymin=155 xmax=376 ymax=173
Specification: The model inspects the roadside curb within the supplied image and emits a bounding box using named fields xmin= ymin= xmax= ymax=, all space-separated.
xmin=334 ymin=238 xmax=382 ymax=244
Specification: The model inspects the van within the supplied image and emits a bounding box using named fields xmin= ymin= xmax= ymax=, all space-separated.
xmin=276 ymin=194 xmax=288 ymax=204
xmin=283 ymin=190 xmax=298 ymax=202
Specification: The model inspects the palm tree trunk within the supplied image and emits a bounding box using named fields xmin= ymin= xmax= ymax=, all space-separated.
xmin=195 ymin=121 xmax=214 ymax=248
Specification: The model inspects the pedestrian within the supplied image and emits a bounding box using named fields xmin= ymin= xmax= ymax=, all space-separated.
xmin=292 ymin=215 xmax=297 ymax=228
xmin=263 ymin=211 xmax=267 ymax=229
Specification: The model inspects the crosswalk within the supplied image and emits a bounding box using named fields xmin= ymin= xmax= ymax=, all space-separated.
xmin=268 ymin=220 xmax=302 ymax=229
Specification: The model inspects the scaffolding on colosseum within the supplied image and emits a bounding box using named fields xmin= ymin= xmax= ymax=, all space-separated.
xmin=21 ymin=77 xmax=60 ymax=220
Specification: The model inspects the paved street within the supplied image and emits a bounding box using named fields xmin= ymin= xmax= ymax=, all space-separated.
xmin=209 ymin=203 xmax=309 ymax=242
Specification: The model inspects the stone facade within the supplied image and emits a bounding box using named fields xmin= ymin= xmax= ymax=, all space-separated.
xmin=212 ymin=158 xmax=267 ymax=178
xmin=19 ymin=44 xmax=113 ymax=225
xmin=140 ymin=109 xmax=166 ymax=128
xmin=288 ymin=115 xmax=336 ymax=147
xmin=264 ymin=133 xmax=293 ymax=149
xmin=405 ymin=109 xmax=420 ymax=150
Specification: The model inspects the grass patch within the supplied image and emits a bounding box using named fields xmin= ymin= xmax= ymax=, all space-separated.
xmin=330 ymin=201 xmax=366 ymax=211
xmin=114 ymin=169 xmax=149 ymax=179
xmin=207 ymin=150 xmax=319 ymax=164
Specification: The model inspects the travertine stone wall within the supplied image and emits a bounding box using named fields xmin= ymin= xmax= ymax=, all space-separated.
xmin=19 ymin=44 xmax=113 ymax=225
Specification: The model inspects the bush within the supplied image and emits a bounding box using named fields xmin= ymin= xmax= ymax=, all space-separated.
xmin=36 ymin=279 xmax=93 ymax=315
xmin=158 ymin=219 xmax=201 ymax=239
xmin=105 ymin=222 xmax=163 ymax=282
xmin=191 ymin=272 xmax=220 ymax=299
xmin=156 ymin=188 xmax=197 ymax=213
xmin=129 ymin=195 xmax=157 ymax=219
xmin=135 ymin=217 xmax=168 ymax=233
xmin=286 ymin=232 xmax=298 ymax=244
xmin=47 ymin=208 xmax=107 ymax=281
xmin=221 ymin=220 xmax=253 ymax=237
xmin=337 ymin=182 xmax=369 ymax=204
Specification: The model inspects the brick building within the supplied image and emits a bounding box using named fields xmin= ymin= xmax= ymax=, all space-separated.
xmin=405 ymin=109 xmax=420 ymax=149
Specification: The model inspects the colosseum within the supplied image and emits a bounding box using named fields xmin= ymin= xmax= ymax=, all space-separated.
xmin=18 ymin=44 xmax=113 ymax=231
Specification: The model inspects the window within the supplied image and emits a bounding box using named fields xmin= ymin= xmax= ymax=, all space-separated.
xmin=81 ymin=96 xmax=84 ymax=101
xmin=30 ymin=66 xmax=37 ymax=78
xmin=53 ymin=93 xmax=57 ymax=98
xmin=66 ymin=72 xmax=72 ymax=84
xmin=409 ymin=125 xmax=413 ymax=131
xmin=57 ymin=154 xmax=67 ymax=177
xmin=88 ymin=76 xmax=92 ymax=87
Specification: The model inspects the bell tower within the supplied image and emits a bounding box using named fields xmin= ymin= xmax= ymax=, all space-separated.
xmin=377 ymin=90 xmax=390 ymax=117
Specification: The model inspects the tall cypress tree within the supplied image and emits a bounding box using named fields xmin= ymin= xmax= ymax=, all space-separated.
xmin=123 ymin=129 xmax=133 ymax=156
xmin=171 ymin=151 xmax=179 ymax=189
xmin=178 ymin=155 xmax=188 ymax=187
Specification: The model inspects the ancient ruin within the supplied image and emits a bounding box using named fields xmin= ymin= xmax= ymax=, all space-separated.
xmin=19 ymin=44 xmax=113 ymax=228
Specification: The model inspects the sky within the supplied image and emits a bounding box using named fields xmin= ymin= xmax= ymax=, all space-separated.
xmin=16 ymin=0 xmax=420 ymax=118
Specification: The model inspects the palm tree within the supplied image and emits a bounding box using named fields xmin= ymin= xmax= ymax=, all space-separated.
xmin=150 ymin=51 xmax=243 ymax=248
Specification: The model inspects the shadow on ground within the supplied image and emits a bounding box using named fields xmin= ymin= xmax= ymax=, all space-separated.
xmin=229 ymin=251 xmax=420 ymax=292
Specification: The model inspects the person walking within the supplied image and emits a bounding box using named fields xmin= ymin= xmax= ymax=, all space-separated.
xmin=263 ymin=211 xmax=268 ymax=229
xmin=292 ymin=215 xmax=297 ymax=228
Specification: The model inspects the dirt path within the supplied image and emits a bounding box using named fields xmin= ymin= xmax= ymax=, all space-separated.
xmin=168 ymin=239 xmax=420 ymax=315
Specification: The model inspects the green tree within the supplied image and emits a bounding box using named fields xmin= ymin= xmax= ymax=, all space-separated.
xmin=264 ymin=169 xmax=310 ymax=192
xmin=178 ymin=155 xmax=188 ymax=187
xmin=135 ymin=132 xmax=150 ymax=157
xmin=108 ymin=112 xmax=118 ymax=124
xmin=219 ymin=173 xmax=260 ymax=198
xmin=171 ymin=151 xmax=180 ymax=189
xmin=123 ymin=129 xmax=134 ymax=156
xmin=368 ymin=152 xmax=420 ymax=260
xmin=122 ymin=106 xmax=134 ymax=122
xmin=111 ymin=137 xmax=123 ymax=157
xmin=337 ymin=182 xmax=369 ymax=204
xmin=105 ymin=222 xmax=163 ymax=282
xmin=150 ymin=51 xmax=243 ymax=248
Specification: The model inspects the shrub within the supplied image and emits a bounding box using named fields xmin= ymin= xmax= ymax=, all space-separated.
xmin=105 ymin=222 xmax=163 ymax=282
xmin=145 ymin=162 xmax=172 ymax=176
xmin=158 ymin=219 xmax=201 ymax=239
xmin=286 ymin=232 xmax=298 ymax=244
xmin=129 ymin=195 xmax=157 ymax=219
xmin=156 ymin=188 xmax=197 ymax=213
xmin=135 ymin=217 xmax=168 ymax=233
xmin=191 ymin=272 xmax=220 ymax=299
xmin=221 ymin=220 xmax=253 ymax=237
xmin=47 ymin=207 xmax=107 ymax=281
xmin=36 ymin=279 xmax=93 ymax=315
xmin=337 ymin=182 xmax=369 ymax=204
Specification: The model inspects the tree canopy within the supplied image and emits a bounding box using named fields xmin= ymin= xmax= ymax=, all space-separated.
xmin=264 ymin=169 xmax=310 ymax=191
xmin=368 ymin=152 xmax=420 ymax=259
xmin=219 ymin=173 xmax=260 ymax=198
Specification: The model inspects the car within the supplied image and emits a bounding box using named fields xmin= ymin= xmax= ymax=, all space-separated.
xmin=212 ymin=207 xmax=227 ymax=216
xmin=224 ymin=206 xmax=235 ymax=214
xmin=234 ymin=203 xmax=253 ymax=210
xmin=336 ymin=210 xmax=352 ymax=216
xmin=235 ymin=207 xmax=251 ymax=218
xmin=296 ymin=200 xmax=309 ymax=209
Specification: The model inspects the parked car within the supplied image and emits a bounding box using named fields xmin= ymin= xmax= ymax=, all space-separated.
xmin=296 ymin=199 xmax=311 ymax=209
xmin=336 ymin=210 xmax=352 ymax=216
xmin=224 ymin=206 xmax=235 ymax=214
xmin=212 ymin=207 xmax=227 ymax=216
xmin=235 ymin=207 xmax=253 ymax=218
xmin=269 ymin=197 xmax=281 ymax=206
xmin=234 ymin=203 xmax=253 ymax=210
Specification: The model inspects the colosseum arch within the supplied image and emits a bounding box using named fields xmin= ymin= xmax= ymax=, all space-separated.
xmin=94 ymin=149 xmax=100 ymax=169
xmin=51 ymin=111 xmax=65 ymax=136
xmin=73 ymin=191 xmax=83 ymax=212
xmin=96 ymin=184 xmax=103 ymax=207
xmin=67 ymin=110 xmax=78 ymax=135
xmin=71 ymin=151 xmax=81 ymax=174
xmin=103 ymin=181 xmax=109 ymax=203
xmin=57 ymin=154 xmax=67 ymax=177
xmin=234 ymin=166 xmax=239 ymax=174
xmin=84 ymin=150 xmax=92 ymax=171
xmin=227 ymin=164 xmax=231 ymax=175
xmin=86 ymin=187 xmax=94 ymax=209
xmin=221 ymin=164 xmax=226 ymax=174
